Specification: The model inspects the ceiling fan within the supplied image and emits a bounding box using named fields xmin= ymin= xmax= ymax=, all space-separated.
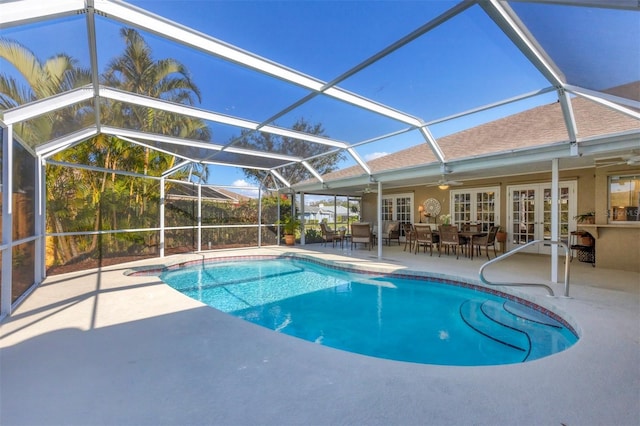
xmin=356 ymin=184 xmax=378 ymax=194
xmin=427 ymin=175 xmax=463 ymax=190
xmin=595 ymin=153 xmax=640 ymax=168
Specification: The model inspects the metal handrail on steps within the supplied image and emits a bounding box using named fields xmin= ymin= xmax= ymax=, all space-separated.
xmin=479 ymin=240 xmax=571 ymax=298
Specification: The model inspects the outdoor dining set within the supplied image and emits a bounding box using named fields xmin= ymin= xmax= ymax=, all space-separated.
xmin=403 ymin=223 xmax=500 ymax=260
xmin=321 ymin=221 xmax=500 ymax=260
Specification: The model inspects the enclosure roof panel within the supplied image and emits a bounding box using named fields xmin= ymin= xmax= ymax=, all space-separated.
xmin=1 ymin=0 xmax=638 ymax=189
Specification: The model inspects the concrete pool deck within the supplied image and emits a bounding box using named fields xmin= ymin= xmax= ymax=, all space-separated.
xmin=1 ymin=244 xmax=639 ymax=425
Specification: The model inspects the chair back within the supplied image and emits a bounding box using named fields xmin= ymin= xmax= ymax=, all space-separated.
xmin=402 ymin=223 xmax=414 ymax=235
xmin=351 ymin=223 xmax=371 ymax=238
xmin=319 ymin=222 xmax=331 ymax=236
xmin=414 ymin=224 xmax=433 ymax=241
xmin=439 ymin=225 xmax=461 ymax=244
xmin=487 ymin=225 xmax=500 ymax=243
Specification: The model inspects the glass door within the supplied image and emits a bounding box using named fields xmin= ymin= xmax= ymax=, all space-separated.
xmin=508 ymin=182 xmax=576 ymax=254
xmin=510 ymin=187 xmax=537 ymax=252
xmin=542 ymin=186 xmax=572 ymax=252
xmin=451 ymin=187 xmax=500 ymax=232
xmin=395 ymin=196 xmax=412 ymax=224
xmin=382 ymin=193 xmax=413 ymax=240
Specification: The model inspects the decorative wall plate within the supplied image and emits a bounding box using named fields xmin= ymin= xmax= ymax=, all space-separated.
xmin=423 ymin=198 xmax=441 ymax=217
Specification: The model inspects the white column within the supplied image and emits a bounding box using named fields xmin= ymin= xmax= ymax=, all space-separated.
xmin=300 ymin=192 xmax=305 ymax=245
xmin=276 ymin=191 xmax=281 ymax=245
xmin=35 ymin=156 xmax=45 ymax=282
xmin=257 ymin=187 xmax=262 ymax=247
xmin=1 ymin=125 xmax=13 ymax=317
xmin=197 ymin=184 xmax=202 ymax=252
xmin=377 ymin=180 xmax=382 ymax=258
xmin=159 ymin=177 xmax=165 ymax=258
xmin=551 ymin=158 xmax=559 ymax=283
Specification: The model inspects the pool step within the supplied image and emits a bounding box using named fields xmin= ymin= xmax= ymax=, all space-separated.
xmin=502 ymin=300 xmax=563 ymax=329
xmin=459 ymin=300 xmax=530 ymax=357
xmin=461 ymin=299 xmax=575 ymax=362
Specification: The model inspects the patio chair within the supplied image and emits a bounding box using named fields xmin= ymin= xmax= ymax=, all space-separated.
xmin=381 ymin=221 xmax=400 ymax=246
xmin=438 ymin=225 xmax=468 ymax=259
xmin=320 ymin=222 xmax=344 ymax=248
xmin=413 ymin=224 xmax=438 ymax=256
xmin=462 ymin=223 xmax=480 ymax=232
xmin=351 ymin=223 xmax=372 ymax=250
xmin=402 ymin=223 xmax=415 ymax=252
xmin=471 ymin=225 xmax=499 ymax=260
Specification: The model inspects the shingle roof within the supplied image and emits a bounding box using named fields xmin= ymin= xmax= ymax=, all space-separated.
xmin=167 ymin=185 xmax=250 ymax=202
xmin=319 ymin=94 xmax=639 ymax=182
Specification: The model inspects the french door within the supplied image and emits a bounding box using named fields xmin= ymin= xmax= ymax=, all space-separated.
xmin=507 ymin=181 xmax=577 ymax=254
xmin=450 ymin=187 xmax=500 ymax=232
xmin=382 ymin=193 xmax=413 ymax=239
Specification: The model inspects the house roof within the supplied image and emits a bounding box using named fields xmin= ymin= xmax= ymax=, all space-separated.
xmin=301 ymin=87 xmax=639 ymax=193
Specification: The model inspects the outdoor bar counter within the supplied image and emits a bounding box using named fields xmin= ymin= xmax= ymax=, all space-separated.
xmin=578 ymin=224 xmax=640 ymax=273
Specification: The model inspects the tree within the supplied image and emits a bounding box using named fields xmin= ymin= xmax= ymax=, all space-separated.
xmin=0 ymin=30 xmax=214 ymax=266
xmin=234 ymin=118 xmax=345 ymax=188
xmin=101 ymin=27 xmax=211 ymax=180
xmin=0 ymin=38 xmax=92 ymax=145
xmin=57 ymin=27 xmax=214 ymax=259
xmin=0 ymin=38 xmax=93 ymax=263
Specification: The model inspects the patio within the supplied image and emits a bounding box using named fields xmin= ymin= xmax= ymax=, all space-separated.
xmin=1 ymin=245 xmax=638 ymax=425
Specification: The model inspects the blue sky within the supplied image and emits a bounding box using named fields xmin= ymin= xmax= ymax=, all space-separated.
xmin=2 ymin=1 xmax=637 ymax=193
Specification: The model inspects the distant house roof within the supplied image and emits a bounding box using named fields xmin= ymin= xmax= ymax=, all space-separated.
xmin=304 ymin=206 xmax=324 ymax=214
xmin=317 ymin=89 xmax=639 ymax=183
xmin=166 ymin=185 xmax=250 ymax=203
xmin=303 ymin=205 xmax=354 ymax=216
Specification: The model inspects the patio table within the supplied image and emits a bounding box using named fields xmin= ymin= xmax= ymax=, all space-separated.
xmin=458 ymin=231 xmax=487 ymax=259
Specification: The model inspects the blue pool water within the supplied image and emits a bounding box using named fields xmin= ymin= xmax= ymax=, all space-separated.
xmin=160 ymin=257 xmax=578 ymax=366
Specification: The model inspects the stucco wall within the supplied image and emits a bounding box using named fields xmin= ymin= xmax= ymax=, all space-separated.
xmin=359 ymin=166 xmax=640 ymax=272
xmin=587 ymin=164 xmax=640 ymax=272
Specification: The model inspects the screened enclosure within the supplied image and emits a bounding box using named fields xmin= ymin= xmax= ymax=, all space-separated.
xmin=1 ymin=0 xmax=638 ymax=317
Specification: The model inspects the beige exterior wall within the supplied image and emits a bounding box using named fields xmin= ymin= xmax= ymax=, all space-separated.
xmin=584 ymin=164 xmax=640 ymax=272
xmin=359 ymin=166 xmax=640 ymax=272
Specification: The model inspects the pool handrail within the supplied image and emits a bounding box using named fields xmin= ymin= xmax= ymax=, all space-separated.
xmin=479 ymin=239 xmax=571 ymax=298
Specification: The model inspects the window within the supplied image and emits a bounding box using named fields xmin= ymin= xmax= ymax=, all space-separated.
xmin=609 ymin=175 xmax=640 ymax=223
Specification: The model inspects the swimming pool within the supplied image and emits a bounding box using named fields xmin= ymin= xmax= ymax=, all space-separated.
xmin=159 ymin=256 xmax=578 ymax=366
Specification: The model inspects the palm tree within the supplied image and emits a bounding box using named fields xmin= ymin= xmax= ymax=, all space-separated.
xmin=101 ymin=28 xmax=210 ymax=181
xmin=1 ymin=31 xmax=213 ymax=265
xmin=0 ymin=38 xmax=93 ymax=146
xmin=0 ymin=38 xmax=94 ymax=263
